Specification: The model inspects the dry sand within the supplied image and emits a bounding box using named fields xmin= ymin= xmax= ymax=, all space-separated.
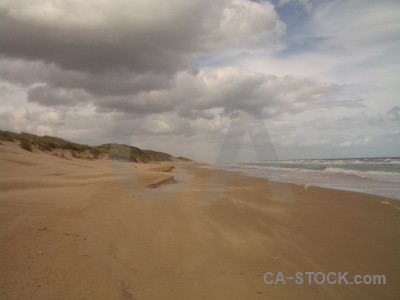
xmin=1 ymin=141 xmax=399 ymax=299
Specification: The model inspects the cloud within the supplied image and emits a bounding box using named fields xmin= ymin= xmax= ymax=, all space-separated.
xmin=339 ymin=137 xmax=372 ymax=147
xmin=0 ymin=0 xmax=284 ymax=75
xmin=169 ymin=68 xmax=340 ymax=118
xmin=139 ymin=120 xmax=172 ymax=135
xmin=27 ymin=85 xmax=89 ymax=106
xmin=334 ymin=107 xmax=400 ymax=127
xmin=0 ymin=0 xmax=343 ymax=121
xmin=387 ymin=106 xmax=400 ymax=122
xmin=74 ymin=68 xmax=340 ymax=118
xmin=0 ymin=59 xmax=172 ymax=96
xmin=0 ymin=53 xmax=341 ymax=118
xmin=312 ymin=0 xmax=400 ymax=50
xmin=0 ymin=0 xmax=308 ymax=121
xmin=1 ymin=0 xmax=398 ymax=160
xmin=0 ymin=105 xmax=36 ymax=133
xmin=278 ymin=0 xmax=312 ymax=12
xmin=234 ymin=0 xmax=400 ymax=117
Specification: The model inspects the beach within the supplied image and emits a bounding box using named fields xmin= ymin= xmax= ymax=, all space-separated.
xmin=1 ymin=141 xmax=400 ymax=299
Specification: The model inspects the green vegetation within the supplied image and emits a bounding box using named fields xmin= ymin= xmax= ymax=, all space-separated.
xmin=0 ymin=130 xmax=18 ymax=142
xmin=71 ymin=150 xmax=78 ymax=158
xmin=89 ymin=148 xmax=100 ymax=159
xmin=96 ymin=144 xmax=172 ymax=162
xmin=17 ymin=131 xmax=89 ymax=152
xmin=0 ymin=130 xmax=177 ymax=162
xmin=19 ymin=138 xmax=32 ymax=152
xmin=177 ymin=156 xmax=191 ymax=161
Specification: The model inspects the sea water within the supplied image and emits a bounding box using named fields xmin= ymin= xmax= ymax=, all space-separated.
xmin=212 ymin=157 xmax=400 ymax=200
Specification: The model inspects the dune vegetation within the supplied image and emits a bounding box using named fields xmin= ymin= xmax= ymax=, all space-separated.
xmin=0 ymin=130 xmax=180 ymax=162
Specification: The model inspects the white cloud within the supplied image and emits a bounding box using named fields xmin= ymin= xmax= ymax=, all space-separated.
xmin=236 ymin=0 xmax=400 ymax=109
xmin=139 ymin=120 xmax=172 ymax=135
xmin=339 ymin=137 xmax=372 ymax=147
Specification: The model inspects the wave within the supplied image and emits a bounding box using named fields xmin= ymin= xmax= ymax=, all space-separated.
xmin=322 ymin=167 xmax=400 ymax=182
xmin=216 ymin=161 xmax=400 ymax=200
xmin=221 ymin=163 xmax=400 ymax=182
xmin=233 ymin=157 xmax=400 ymax=166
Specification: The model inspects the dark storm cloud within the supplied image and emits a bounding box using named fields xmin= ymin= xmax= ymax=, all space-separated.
xmin=27 ymin=85 xmax=89 ymax=106
xmin=0 ymin=59 xmax=171 ymax=96
xmin=0 ymin=0 xmax=300 ymax=117
xmin=0 ymin=0 xmax=283 ymax=74
xmin=0 ymin=3 xmax=194 ymax=74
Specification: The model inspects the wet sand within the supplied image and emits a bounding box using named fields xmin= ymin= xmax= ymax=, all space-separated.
xmin=1 ymin=141 xmax=399 ymax=299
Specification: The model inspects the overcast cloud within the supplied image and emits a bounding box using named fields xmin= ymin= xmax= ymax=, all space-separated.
xmin=0 ymin=0 xmax=399 ymax=161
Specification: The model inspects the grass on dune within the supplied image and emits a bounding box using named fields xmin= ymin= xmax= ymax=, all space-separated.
xmin=0 ymin=130 xmax=178 ymax=162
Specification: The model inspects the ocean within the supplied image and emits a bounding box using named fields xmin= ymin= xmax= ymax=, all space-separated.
xmin=212 ymin=157 xmax=400 ymax=200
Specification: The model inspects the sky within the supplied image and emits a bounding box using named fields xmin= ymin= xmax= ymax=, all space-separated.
xmin=0 ymin=0 xmax=399 ymax=162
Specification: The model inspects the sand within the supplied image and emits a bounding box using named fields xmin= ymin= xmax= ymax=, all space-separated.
xmin=1 ymin=141 xmax=399 ymax=299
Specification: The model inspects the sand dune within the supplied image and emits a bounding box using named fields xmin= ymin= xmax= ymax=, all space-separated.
xmin=1 ymin=141 xmax=399 ymax=299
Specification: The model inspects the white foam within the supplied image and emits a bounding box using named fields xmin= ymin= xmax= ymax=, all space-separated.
xmin=324 ymin=167 xmax=400 ymax=183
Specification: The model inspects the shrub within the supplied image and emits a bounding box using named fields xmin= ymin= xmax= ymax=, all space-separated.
xmin=20 ymin=138 xmax=32 ymax=152
xmin=0 ymin=130 xmax=17 ymax=142
xmin=89 ymin=148 xmax=100 ymax=159
xmin=38 ymin=143 xmax=53 ymax=151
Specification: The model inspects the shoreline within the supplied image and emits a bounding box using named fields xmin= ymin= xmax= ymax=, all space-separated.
xmin=198 ymin=162 xmax=400 ymax=201
xmin=187 ymin=162 xmax=400 ymax=209
xmin=1 ymin=142 xmax=400 ymax=299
